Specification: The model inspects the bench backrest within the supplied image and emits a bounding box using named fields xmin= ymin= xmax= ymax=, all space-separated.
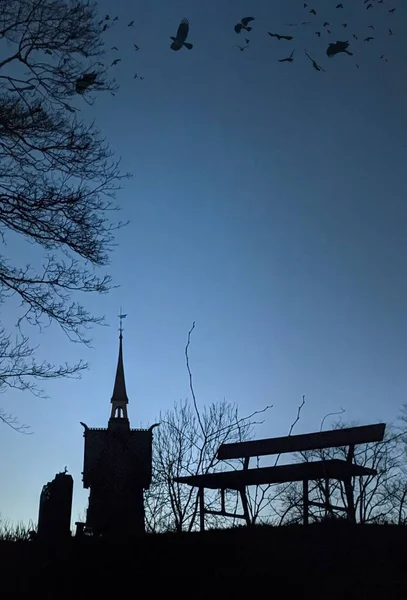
xmin=216 ymin=423 xmax=386 ymax=461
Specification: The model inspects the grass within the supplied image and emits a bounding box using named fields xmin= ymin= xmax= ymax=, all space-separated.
xmin=1 ymin=522 xmax=407 ymax=598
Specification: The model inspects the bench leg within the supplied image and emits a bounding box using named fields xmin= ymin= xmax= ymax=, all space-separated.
xmin=199 ymin=487 xmax=205 ymax=532
xmin=240 ymin=487 xmax=251 ymax=526
xmin=344 ymin=477 xmax=356 ymax=524
xmin=303 ymin=479 xmax=309 ymax=526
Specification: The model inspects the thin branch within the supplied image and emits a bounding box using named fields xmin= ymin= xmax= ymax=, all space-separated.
xmin=274 ymin=394 xmax=306 ymax=467
xmin=320 ymin=407 xmax=346 ymax=432
xmin=185 ymin=321 xmax=204 ymax=436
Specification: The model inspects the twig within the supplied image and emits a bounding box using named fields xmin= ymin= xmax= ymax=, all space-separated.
xmin=0 ymin=410 xmax=32 ymax=434
xmin=185 ymin=321 xmax=204 ymax=436
xmin=274 ymin=395 xmax=306 ymax=466
xmin=320 ymin=407 xmax=346 ymax=432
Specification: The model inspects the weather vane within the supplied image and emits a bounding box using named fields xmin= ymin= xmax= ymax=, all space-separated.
xmin=118 ymin=307 xmax=127 ymax=336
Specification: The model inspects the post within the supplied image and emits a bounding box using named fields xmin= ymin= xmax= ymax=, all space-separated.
xmin=240 ymin=487 xmax=251 ymax=526
xmin=324 ymin=478 xmax=330 ymax=519
xmin=345 ymin=444 xmax=356 ymax=524
xmin=344 ymin=477 xmax=356 ymax=524
xmin=303 ymin=479 xmax=309 ymax=526
xmin=221 ymin=488 xmax=226 ymax=514
xmin=199 ymin=487 xmax=205 ymax=532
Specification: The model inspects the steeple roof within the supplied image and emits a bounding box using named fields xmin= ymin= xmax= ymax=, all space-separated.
xmin=111 ymin=331 xmax=129 ymax=405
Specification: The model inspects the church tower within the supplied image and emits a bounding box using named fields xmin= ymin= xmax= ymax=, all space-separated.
xmin=80 ymin=314 xmax=157 ymax=538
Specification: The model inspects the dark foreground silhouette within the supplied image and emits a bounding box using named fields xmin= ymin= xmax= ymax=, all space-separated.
xmin=2 ymin=523 xmax=407 ymax=599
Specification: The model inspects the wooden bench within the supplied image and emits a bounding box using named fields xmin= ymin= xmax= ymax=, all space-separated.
xmin=174 ymin=423 xmax=386 ymax=530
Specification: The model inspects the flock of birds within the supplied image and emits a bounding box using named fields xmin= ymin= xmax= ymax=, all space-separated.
xmin=75 ymin=0 xmax=400 ymax=94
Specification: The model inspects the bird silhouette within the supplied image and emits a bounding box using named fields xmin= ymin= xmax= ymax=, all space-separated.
xmin=389 ymin=29 xmax=393 ymax=35
xmin=234 ymin=17 xmax=255 ymax=34
xmin=170 ymin=18 xmax=193 ymax=50
xmin=305 ymin=49 xmax=325 ymax=71
xmin=268 ymin=32 xmax=293 ymax=41
xmin=111 ymin=58 xmax=121 ymax=66
xmin=310 ymin=9 xmax=317 ymax=15
xmin=364 ymin=36 xmax=374 ymax=41
xmin=245 ymin=38 xmax=250 ymax=44
xmin=75 ymin=72 xmax=97 ymax=94
xmin=236 ymin=45 xmax=248 ymax=51
xmin=336 ymin=3 xmax=344 ymax=7
xmin=326 ymin=41 xmax=353 ymax=57
xmin=323 ymin=22 xmax=330 ymax=27
xmin=278 ymin=50 xmax=295 ymax=63
xmin=341 ymin=23 xmax=347 ymax=28
xmin=128 ymin=20 xmax=134 ymax=26
xmin=389 ymin=8 xmax=396 ymax=13
xmin=315 ymin=31 xmax=321 ymax=37
xmin=368 ymin=25 xmax=374 ymax=29
xmin=111 ymin=46 xmax=119 ymax=50
xmin=134 ymin=43 xmax=140 ymax=50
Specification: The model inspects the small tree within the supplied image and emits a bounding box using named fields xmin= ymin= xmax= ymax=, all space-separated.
xmin=0 ymin=0 xmax=128 ymax=427
xmin=274 ymin=421 xmax=407 ymax=525
xmin=144 ymin=322 xmax=273 ymax=532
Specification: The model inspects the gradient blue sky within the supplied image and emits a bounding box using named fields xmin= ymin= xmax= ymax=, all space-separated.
xmin=1 ymin=0 xmax=406 ymax=528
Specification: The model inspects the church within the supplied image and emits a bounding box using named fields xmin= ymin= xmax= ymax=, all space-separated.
xmin=79 ymin=316 xmax=158 ymax=537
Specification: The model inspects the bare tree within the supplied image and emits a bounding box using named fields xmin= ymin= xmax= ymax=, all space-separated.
xmin=274 ymin=420 xmax=407 ymax=526
xmin=0 ymin=0 xmax=128 ymax=426
xmin=144 ymin=323 xmax=272 ymax=532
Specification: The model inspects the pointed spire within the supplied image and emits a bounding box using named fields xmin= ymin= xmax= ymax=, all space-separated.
xmin=109 ymin=310 xmax=129 ymax=423
xmin=111 ymin=328 xmax=129 ymax=405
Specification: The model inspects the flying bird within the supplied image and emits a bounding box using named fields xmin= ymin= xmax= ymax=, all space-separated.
xmin=234 ymin=17 xmax=255 ymax=34
xmin=236 ymin=45 xmax=248 ymax=51
xmin=310 ymin=9 xmax=317 ymax=15
xmin=389 ymin=29 xmax=393 ymax=35
xmin=341 ymin=23 xmax=347 ymax=28
xmin=75 ymin=72 xmax=97 ymax=94
xmin=128 ymin=21 xmax=134 ymax=26
xmin=268 ymin=32 xmax=293 ymax=41
xmin=315 ymin=31 xmax=321 ymax=37
xmin=305 ymin=50 xmax=325 ymax=71
xmin=134 ymin=73 xmax=144 ymax=79
xmin=111 ymin=58 xmax=121 ymax=66
xmin=364 ymin=36 xmax=374 ymax=41
xmin=111 ymin=46 xmax=119 ymax=50
xmin=326 ymin=40 xmax=353 ymax=57
xmin=323 ymin=22 xmax=330 ymax=27
xmin=245 ymin=38 xmax=250 ymax=44
xmin=134 ymin=43 xmax=140 ymax=50
xmin=389 ymin=8 xmax=396 ymax=13
xmin=368 ymin=25 xmax=374 ymax=29
xmin=170 ymin=18 xmax=193 ymax=50
xmin=336 ymin=3 xmax=344 ymax=7
xmin=278 ymin=50 xmax=295 ymax=63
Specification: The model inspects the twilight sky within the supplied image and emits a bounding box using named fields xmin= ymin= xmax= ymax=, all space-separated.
xmin=1 ymin=0 xmax=406 ymax=528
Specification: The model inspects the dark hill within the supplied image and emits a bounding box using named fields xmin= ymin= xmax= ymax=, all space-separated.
xmin=2 ymin=523 xmax=407 ymax=599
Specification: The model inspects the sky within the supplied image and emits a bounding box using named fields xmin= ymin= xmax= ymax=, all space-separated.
xmin=0 ymin=0 xmax=406 ymax=528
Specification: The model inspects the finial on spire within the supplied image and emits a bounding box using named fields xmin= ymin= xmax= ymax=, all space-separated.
xmin=118 ymin=307 xmax=127 ymax=337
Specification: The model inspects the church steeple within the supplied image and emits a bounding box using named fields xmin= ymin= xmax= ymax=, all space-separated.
xmin=109 ymin=311 xmax=129 ymax=424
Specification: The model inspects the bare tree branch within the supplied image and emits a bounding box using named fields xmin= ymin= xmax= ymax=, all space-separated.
xmin=0 ymin=0 xmax=130 ymax=419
